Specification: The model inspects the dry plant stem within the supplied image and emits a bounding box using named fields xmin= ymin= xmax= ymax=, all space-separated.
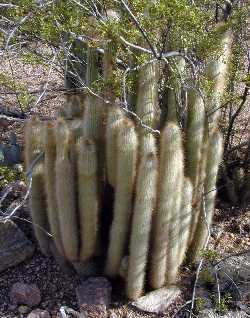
xmin=56 ymin=120 xmax=79 ymax=261
xmin=105 ymin=119 xmax=138 ymax=277
xmin=77 ymin=138 xmax=99 ymax=262
xmin=185 ymin=90 xmax=205 ymax=243
xmin=150 ymin=122 xmax=184 ymax=288
xmin=44 ymin=122 xmax=64 ymax=256
xmin=189 ymin=131 xmax=223 ymax=262
xmin=127 ymin=152 xmax=158 ymax=300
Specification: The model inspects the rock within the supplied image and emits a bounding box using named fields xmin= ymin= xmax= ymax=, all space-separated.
xmin=0 ymin=220 xmax=35 ymax=273
xmin=18 ymin=305 xmax=31 ymax=314
xmin=218 ymin=252 xmax=250 ymax=283
xmin=27 ymin=309 xmax=51 ymax=318
xmin=76 ymin=277 xmax=112 ymax=318
xmin=198 ymin=310 xmax=249 ymax=318
xmin=9 ymin=283 xmax=41 ymax=307
xmin=131 ymin=286 xmax=181 ymax=314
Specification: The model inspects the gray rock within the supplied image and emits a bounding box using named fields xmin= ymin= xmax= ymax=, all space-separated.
xmin=198 ymin=310 xmax=249 ymax=317
xmin=217 ymin=252 xmax=250 ymax=282
xmin=76 ymin=277 xmax=112 ymax=318
xmin=9 ymin=283 xmax=41 ymax=307
xmin=27 ymin=309 xmax=51 ymax=318
xmin=0 ymin=220 xmax=34 ymax=272
xmin=131 ymin=286 xmax=181 ymax=314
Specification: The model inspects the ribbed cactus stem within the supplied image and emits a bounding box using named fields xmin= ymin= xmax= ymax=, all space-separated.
xmin=150 ymin=122 xmax=184 ymax=288
xmin=55 ymin=119 xmax=79 ymax=262
xmin=83 ymin=47 xmax=103 ymax=141
xmin=105 ymin=118 xmax=138 ymax=277
xmin=189 ymin=131 xmax=223 ymax=262
xmin=25 ymin=118 xmax=50 ymax=255
xmin=206 ymin=29 xmax=232 ymax=131
xmin=44 ymin=122 xmax=64 ymax=256
xmin=127 ymin=152 xmax=158 ymax=300
xmin=77 ymin=137 xmax=99 ymax=262
xmin=177 ymin=178 xmax=193 ymax=268
xmin=185 ymin=90 xmax=205 ymax=241
xmin=167 ymin=57 xmax=185 ymax=123
xmin=136 ymin=61 xmax=161 ymax=132
xmin=61 ymin=94 xmax=83 ymax=119
xmin=139 ymin=132 xmax=157 ymax=157
xmin=105 ymin=105 xmax=125 ymax=187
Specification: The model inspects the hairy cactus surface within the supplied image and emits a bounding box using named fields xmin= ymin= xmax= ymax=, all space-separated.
xmin=105 ymin=118 xmax=138 ymax=277
xmin=150 ymin=122 xmax=184 ymax=288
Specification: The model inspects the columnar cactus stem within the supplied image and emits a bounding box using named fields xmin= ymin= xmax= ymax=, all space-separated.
xmin=206 ymin=29 xmax=233 ymax=131
xmin=177 ymin=178 xmax=193 ymax=268
xmin=150 ymin=122 xmax=184 ymax=288
xmin=136 ymin=61 xmax=161 ymax=132
xmin=105 ymin=118 xmax=138 ymax=277
xmin=166 ymin=57 xmax=185 ymax=123
xmin=189 ymin=131 xmax=223 ymax=262
xmin=55 ymin=119 xmax=79 ymax=261
xmin=185 ymin=90 xmax=206 ymax=241
xmin=25 ymin=117 xmax=50 ymax=255
xmin=127 ymin=152 xmax=158 ymax=300
xmin=44 ymin=122 xmax=64 ymax=256
xmin=77 ymin=137 xmax=99 ymax=262
xmin=105 ymin=105 xmax=125 ymax=187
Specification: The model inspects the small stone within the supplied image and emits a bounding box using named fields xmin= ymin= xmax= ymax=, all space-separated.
xmin=18 ymin=305 xmax=30 ymax=314
xmin=27 ymin=309 xmax=51 ymax=318
xmin=9 ymin=283 xmax=41 ymax=307
xmin=0 ymin=220 xmax=34 ymax=272
xmin=131 ymin=286 xmax=181 ymax=314
xmin=76 ymin=277 xmax=112 ymax=318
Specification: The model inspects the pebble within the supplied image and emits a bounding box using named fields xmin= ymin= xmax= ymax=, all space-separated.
xmin=18 ymin=305 xmax=30 ymax=314
xmin=27 ymin=309 xmax=51 ymax=318
xmin=9 ymin=282 xmax=41 ymax=307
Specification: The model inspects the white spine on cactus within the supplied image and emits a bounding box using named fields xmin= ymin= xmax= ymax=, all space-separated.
xmin=206 ymin=30 xmax=233 ymax=131
xmin=25 ymin=118 xmax=50 ymax=256
xmin=150 ymin=122 xmax=184 ymax=288
xmin=105 ymin=105 xmax=125 ymax=187
xmin=105 ymin=118 xmax=138 ymax=277
xmin=44 ymin=122 xmax=64 ymax=256
xmin=185 ymin=90 xmax=205 ymax=241
xmin=136 ymin=61 xmax=160 ymax=131
xmin=127 ymin=152 xmax=158 ymax=300
xmin=77 ymin=137 xmax=99 ymax=262
xmin=177 ymin=178 xmax=193 ymax=268
xmin=55 ymin=120 xmax=79 ymax=262
xmin=189 ymin=131 xmax=223 ymax=262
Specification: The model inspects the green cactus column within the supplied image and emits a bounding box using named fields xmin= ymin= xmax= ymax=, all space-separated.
xmin=150 ymin=122 xmax=184 ymax=288
xmin=126 ymin=152 xmax=158 ymax=300
xmin=25 ymin=117 xmax=50 ymax=256
xmin=77 ymin=137 xmax=99 ymax=263
xmin=55 ymin=119 xmax=79 ymax=262
xmin=44 ymin=122 xmax=64 ymax=256
xmin=188 ymin=131 xmax=223 ymax=262
xmin=105 ymin=118 xmax=138 ymax=277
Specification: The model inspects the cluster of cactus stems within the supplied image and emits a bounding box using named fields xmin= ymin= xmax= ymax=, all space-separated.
xmin=24 ymin=30 xmax=232 ymax=300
